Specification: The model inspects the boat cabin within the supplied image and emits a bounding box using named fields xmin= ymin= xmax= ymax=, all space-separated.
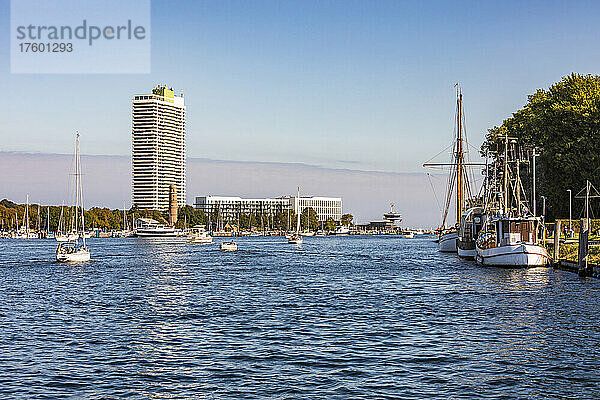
xmin=458 ymin=207 xmax=484 ymax=243
xmin=495 ymin=217 xmax=542 ymax=246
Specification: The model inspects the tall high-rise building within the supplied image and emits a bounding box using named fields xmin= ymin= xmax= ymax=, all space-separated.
xmin=131 ymin=85 xmax=186 ymax=210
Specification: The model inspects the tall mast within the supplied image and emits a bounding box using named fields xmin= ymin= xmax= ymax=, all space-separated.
xmin=456 ymin=88 xmax=464 ymax=225
xmin=78 ymin=132 xmax=86 ymax=246
xmin=296 ymin=187 xmax=301 ymax=234
xmin=503 ymin=133 xmax=509 ymax=214
xmin=25 ymin=195 xmax=29 ymax=238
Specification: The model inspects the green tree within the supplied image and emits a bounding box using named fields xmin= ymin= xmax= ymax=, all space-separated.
xmin=341 ymin=213 xmax=354 ymax=226
xmin=482 ymin=73 xmax=600 ymax=220
xmin=301 ymin=207 xmax=319 ymax=231
xmin=325 ymin=217 xmax=336 ymax=231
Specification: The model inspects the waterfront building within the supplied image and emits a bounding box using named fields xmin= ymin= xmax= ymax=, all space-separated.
xmin=289 ymin=196 xmax=342 ymax=222
xmin=131 ymin=85 xmax=186 ymax=211
xmin=194 ymin=195 xmax=343 ymax=222
xmin=194 ymin=196 xmax=290 ymax=222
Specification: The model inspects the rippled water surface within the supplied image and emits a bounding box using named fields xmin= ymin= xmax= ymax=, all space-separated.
xmin=1 ymin=235 xmax=599 ymax=399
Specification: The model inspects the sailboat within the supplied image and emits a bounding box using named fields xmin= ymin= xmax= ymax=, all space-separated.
xmin=424 ymin=85 xmax=474 ymax=253
xmin=56 ymin=132 xmax=90 ymax=262
xmin=475 ymin=134 xmax=549 ymax=267
xmin=288 ymin=187 xmax=303 ymax=244
xmin=55 ymin=202 xmax=76 ymax=241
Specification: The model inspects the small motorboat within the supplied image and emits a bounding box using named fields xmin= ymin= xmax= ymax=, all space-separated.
xmin=288 ymin=235 xmax=303 ymax=244
xmin=187 ymin=226 xmax=213 ymax=244
xmin=220 ymin=241 xmax=238 ymax=251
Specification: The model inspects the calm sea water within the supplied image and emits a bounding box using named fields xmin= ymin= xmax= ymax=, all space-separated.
xmin=0 ymin=235 xmax=599 ymax=399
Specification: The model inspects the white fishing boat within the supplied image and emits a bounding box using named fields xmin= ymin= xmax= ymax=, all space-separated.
xmin=475 ymin=134 xmax=548 ymax=267
xmin=288 ymin=187 xmax=303 ymax=244
xmin=56 ymin=132 xmax=90 ymax=262
xmin=187 ymin=226 xmax=213 ymax=244
xmin=220 ymin=241 xmax=238 ymax=251
xmin=476 ymin=216 xmax=548 ymax=266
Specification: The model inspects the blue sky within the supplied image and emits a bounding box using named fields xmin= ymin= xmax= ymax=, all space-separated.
xmin=1 ymin=0 xmax=600 ymax=172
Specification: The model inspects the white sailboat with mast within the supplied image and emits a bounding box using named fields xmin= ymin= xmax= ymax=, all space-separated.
xmin=424 ymin=85 xmax=474 ymax=252
xmin=288 ymin=187 xmax=303 ymax=244
xmin=56 ymin=132 xmax=90 ymax=262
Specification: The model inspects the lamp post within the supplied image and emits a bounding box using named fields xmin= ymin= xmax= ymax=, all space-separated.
xmin=540 ymin=196 xmax=547 ymax=222
xmin=567 ymin=189 xmax=572 ymax=235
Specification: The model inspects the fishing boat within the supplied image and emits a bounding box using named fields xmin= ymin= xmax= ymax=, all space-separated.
xmin=56 ymin=132 xmax=90 ymax=262
xmin=187 ymin=225 xmax=213 ymax=244
xmin=288 ymin=187 xmax=303 ymax=244
xmin=475 ymin=134 xmax=548 ymax=267
xmin=457 ymin=206 xmax=484 ymax=259
xmin=220 ymin=241 xmax=238 ymax=251
xmin=424 ymin=85 xmax=476 ymax=253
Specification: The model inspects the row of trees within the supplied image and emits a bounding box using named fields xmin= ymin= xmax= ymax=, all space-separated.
xmin=482 ymin=73 xmax=600 ymax=221
xmin=0 ymin=200 xmax=166 ymax=231
xmin=1 ymin=199 xmax=355 ymax=232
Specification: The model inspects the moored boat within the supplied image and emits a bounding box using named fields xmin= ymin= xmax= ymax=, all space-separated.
xmin=476 ymin=216 xmax=548 ymax=266
xmin=475 ymin=133 xmax=548 ymax=267
xmin=424 ymin=86 xmax=476 ymax=254
xmin=438 ymin=230 xmax=458 ymax=252
xmin=457 ymin=206 xmax=484 ymax=259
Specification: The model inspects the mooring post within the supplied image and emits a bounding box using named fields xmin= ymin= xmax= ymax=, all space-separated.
xmin=578 ymin=218 xmax=589 ymax=276
xmin=553 ymin=220 xmax=561 ymax=264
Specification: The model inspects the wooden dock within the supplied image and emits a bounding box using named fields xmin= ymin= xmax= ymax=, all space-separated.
xmin=553 ymin=259 xmax=600 ymax=278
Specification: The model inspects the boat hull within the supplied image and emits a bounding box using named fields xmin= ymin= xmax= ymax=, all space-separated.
xmin=56 ymin=249 xmax=90 ymax=262
xmin=188 ymin=236 xmax=213 ymax=244
xmin=457 ymin=246 xmax=476 ymax=260
xmin=438 ymin=231 xmax=457 ymax=252
xmin=476 ymin=244 xmax=549 ymax=267
xmin=220 ymin=242 xmax=237 ymax=251
xmin=134 ymin=229 xmax=178 ymax=237
xmin=457 ymin=238 xmax=476 ymax=259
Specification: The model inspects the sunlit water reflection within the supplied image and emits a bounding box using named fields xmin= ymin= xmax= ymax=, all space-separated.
xmin=0 ymin=235 xmax=599 ymax=398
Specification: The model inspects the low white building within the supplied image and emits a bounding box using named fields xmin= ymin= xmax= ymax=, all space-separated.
xmin=194 ymin=195 xmax=342 ymax=222
xmin=289 ymin=196 xmax=342 ymax=222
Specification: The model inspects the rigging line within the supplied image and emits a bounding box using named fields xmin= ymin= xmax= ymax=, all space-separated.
xmin=426 ymin=173 xmax=443 ymax=213
xmin=423 ymin=142 xmax=455 ymax=166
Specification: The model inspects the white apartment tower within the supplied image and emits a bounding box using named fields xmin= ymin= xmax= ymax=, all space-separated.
xmin=132 ymin=85 xmax=186 ymax=210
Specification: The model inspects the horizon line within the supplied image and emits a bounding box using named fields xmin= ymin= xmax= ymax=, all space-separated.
xmin=0 ymin=150 xmax=430 ymax=177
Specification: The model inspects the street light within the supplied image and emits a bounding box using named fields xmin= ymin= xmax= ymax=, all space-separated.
xmin=540 ymin=195 xmax=547 ymax=222
xmin=567 ymin=189 xmax=572 ymax=236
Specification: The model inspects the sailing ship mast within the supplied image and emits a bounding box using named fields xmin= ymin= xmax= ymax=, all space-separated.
xmin=296 ymin=187 xmax=301 ymax=235
xmin=423 ymin=85 xmax=475 ymax=229
xmin=456 ymin=89 xmax=464 ymax=225
xmin=74 ymin=132 xmax=86 ymax=247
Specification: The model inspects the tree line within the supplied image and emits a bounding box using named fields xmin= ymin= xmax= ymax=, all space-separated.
xmin=1 ymin=199 xmax=354 ymax=232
